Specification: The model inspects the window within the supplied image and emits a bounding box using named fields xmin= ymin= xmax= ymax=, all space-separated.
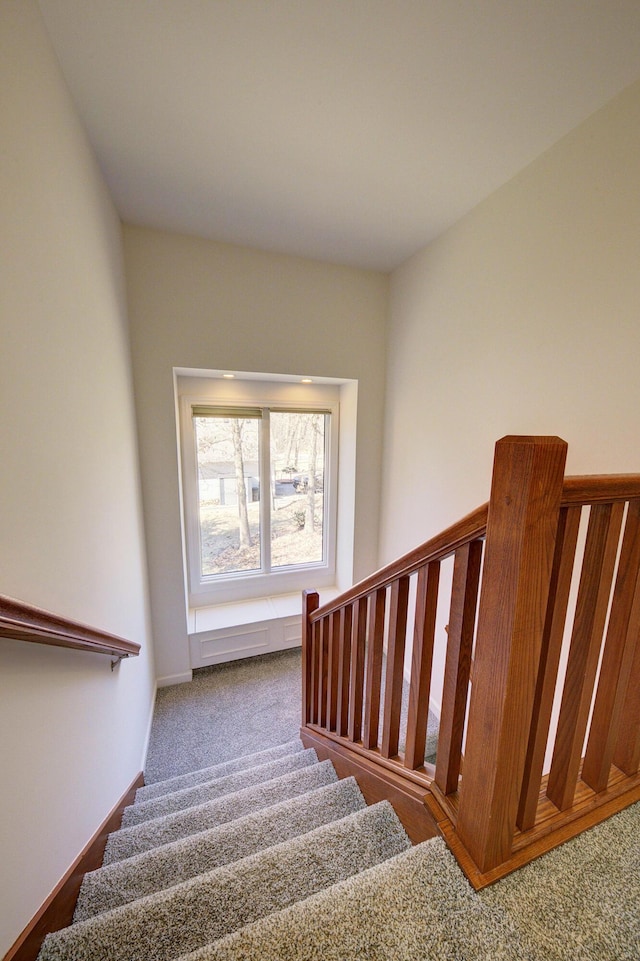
xmin=179 ymin=379 xmax=340 ymax=606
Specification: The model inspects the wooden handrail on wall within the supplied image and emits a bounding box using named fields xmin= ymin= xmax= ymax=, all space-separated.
xmin=0 ymin=594 xmax=140 ymax=662
xmin=301 ymin=436 xmax=640 ymax=888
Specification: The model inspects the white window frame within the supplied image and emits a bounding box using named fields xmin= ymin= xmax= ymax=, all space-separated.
xmin=179 ymin=384 xmax=340 ymax=607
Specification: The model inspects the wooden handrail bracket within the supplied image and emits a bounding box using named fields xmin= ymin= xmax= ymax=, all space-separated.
xmin=301 ymin=436 xmax=640 ymax=889
xmin=0 ymin=594 xmax=140 ymax=661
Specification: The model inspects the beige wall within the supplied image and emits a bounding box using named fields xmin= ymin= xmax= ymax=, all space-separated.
xmin=0 ymin=3 xmax=156 ymax=953
xmin=382 ymin=78 xmax=640 ymax=567
xmin=379 ymin=79 xmax=640 ymax=708
xmin=123 ymin=226 xmax=388 ymax=682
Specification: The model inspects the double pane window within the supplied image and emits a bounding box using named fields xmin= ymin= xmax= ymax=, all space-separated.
xmin=192 ymin=407 xmax=329 ymax=582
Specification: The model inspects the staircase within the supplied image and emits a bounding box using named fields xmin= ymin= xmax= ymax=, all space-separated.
xmin=36 ymin=739 xmax=430 ymax=961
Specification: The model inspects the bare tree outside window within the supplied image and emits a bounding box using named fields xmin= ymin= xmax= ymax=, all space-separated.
xmin=193 ymin=409 xmax=327 ymax=578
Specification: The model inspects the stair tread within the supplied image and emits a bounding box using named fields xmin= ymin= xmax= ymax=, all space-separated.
xmin=173 ymin=839 xmax=474 ymax=961
xmin=39 ymin=802 xmax=410 ymax=961
xmin=103 ymin=760 xmax=338 ymax=864
xmin=135 ymin=739 xmax=303 ymax=803
xmin=121 ymin=749 xmax=318 ymax=827
xmin=75 ymin=777 xmax=366 ymax=922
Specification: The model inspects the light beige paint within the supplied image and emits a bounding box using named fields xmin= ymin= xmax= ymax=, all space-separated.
xmin=382 ymin=78 xmax=640 ymax=706
xmin=38 ymin=1 xmax=640 ymax=269
xmin=0 ymin=3 xmax=156 ymax=953
xmin=123 ymin=226 xmax=388 ymax=682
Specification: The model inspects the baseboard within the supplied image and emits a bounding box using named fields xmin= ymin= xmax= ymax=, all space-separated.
xmin=141 ymin=679 xmax=158 ymax=770
xmin=157 ymin=670 xmax=193 ymax=687
xmin=3 ymin=771 xmax=144 ymax=961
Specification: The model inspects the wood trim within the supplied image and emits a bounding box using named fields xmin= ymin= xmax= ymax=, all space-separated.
xmin=3 ymin=771 xmax=144 ymax=961
xmin=300 ymin=727 xmax=439 ymax=845
xmin=305 ymin=723 xmax=434 ymax=790
xmin=433 ymin=771 xmax=640 ymax=890
xmin=561 ymin=474 xmax=640 ymax=505
xmin=0 ymin=594 xmax=140 ymax=660
xmin=310 ymin=503 xmax=488 ymax=621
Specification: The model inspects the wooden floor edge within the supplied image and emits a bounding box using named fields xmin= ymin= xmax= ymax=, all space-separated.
xmin=3 ymin=770 xmax=144 ymax=961
xmin=438 ymin=780 xmax=640 ymax=891
xmin=300 ymin=727 xmax=439 ymax=845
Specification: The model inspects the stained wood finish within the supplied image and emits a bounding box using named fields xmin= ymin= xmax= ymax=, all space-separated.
xmin=318 ymin=616 xmax=330 ymax=728
xmin=301 ymin=591 xmax=319 ymax=725
xmin=326 ymin=611 xmax=340 ymax=732
xmin=336 ymin=604 xmax=353 ymax=736
xmin=404 ymin=562 xmax=441 ymax=771
xmin=517 ymin=506 xmax=581 ymax=830
xmin=347 ymin=597 xmax=367 ymax=743
xmin=561 ymin=474 xmax=640 ymax=506
xmin=0 ymin=594 xmax=140 ymax=660
xmin=301 ymin=439 xmax=640 ymax=889
xmin=581 ymin=500 xmax=640 ymax=792
xmin=300 ymin=727 xmax=438 ymax=845
xmin=362 ymin=589 xmax=386 ymax=750
xmin=310 ymin=504 xmax=488 ymax=622
xmin=434 ymin=541 xmax=482 ymax=796
xmin=547 ymin=502 xmax=625 ymax=811
xmin=381 ymin=577 xmax=410 ymax=759
xmin=4 ymin=772 xmax=144 ymax=961
xmin=456 ymin=436 xmax=568 ymax=874
xmin=614 ymin=610 xmax=640 ymax=775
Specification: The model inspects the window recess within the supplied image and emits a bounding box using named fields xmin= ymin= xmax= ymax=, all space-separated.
xmin=182 ymin=399 xmax=338 ymax=606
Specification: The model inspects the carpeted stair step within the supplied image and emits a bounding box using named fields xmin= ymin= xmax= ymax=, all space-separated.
xmin=121 ymin=749 xmax=318 ymax=828
xmin=39 ymin=802 xmax=410 ymax=961
xmin=103 ymin=759 xmax=338 ymax=864
xmin=174 ymin=839 xmax=488 ymax=961
xmin=74 ymin=777 xmax=367 ymax=921
xmin=134 ymin=738 xmax=304 ymax=803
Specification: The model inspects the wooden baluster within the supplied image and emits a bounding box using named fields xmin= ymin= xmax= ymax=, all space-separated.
xmin=302 ymin=591 xmax=319 ymax=725
xmin=362 ymin=589 xmax=386 ymax=750
xmin=614 ymin=591 xmax=640 ymax=776
xmin=434 ymin=541 xmax=482 ymax=794
xmin=405 ymin=563 xmax=440 ymax=771
xmin=456 ymin=435 xmax=567 ymax=875
xmin=318 ymin=615 xmax=330 ymax=728
xmin=336 ymin=603 xmax=353 ymax=736
xmin=381 ymin=576 xmax=410 ymax=759
xmin=582 ymin=499 xmax=640 ymax=792
xmin=517 ymin=506 xmax=581 ymax=829
xmin=326 ymin=610 xmax=340 ymax=731
xmin=348 ymin=597 xmax=367 ymax=743
xmin=547 ymin=501 xmax=625 ymax=811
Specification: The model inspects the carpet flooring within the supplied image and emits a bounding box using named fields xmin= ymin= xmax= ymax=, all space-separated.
xmin=37 ymin=647 xmax=640 ymax=961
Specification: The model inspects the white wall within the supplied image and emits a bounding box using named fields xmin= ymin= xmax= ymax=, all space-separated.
xmin=0 ymin=3 xmax=156 ymax=954
xmin=123 ymin=226 xmax=388 ymax=683
xmin=382 ymin=78 xmax=640 ymax=563
xmin=380 ymin=79 xmax=640 ymax=709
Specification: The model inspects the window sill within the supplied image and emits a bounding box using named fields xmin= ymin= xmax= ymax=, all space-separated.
xmin=187 ymin=588 xmax=341 ymax=669
xmin=188 ymin=588 xmax=341 ymax=635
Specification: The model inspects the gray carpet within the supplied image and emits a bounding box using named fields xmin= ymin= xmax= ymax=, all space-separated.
xmin=178 ymin=804 xmax=640 ymax=961
xmin=37 ymin=647 xmax=640 ymax=961
xmin=103 ymin=760 xmax=338 ymax=864
xmin=40 ymin=802 xmax=410 ymax=961
xmin=144 ymin=650 xmax=302 ymax=783
xmin=121 ymin=749 xmax=318 ymax=827
xmin=135 ymin=739 xmax=303 ymax=803
xmin=74 ymin=778 xmax=367 ymax=922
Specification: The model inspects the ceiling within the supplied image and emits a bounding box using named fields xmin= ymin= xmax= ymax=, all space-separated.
xmin=38 ymin=1 xmax=640 ymax=271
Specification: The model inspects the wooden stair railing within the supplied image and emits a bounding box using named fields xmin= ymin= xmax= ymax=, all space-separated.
xmin=0 ymin=594 xmax=140 ymax=664
xmin=301 ymin=436 xmax=640 ymax=888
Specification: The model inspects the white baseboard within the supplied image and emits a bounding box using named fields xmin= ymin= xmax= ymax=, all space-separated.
xmin=156 ymin=670 xmax=193 ymax=688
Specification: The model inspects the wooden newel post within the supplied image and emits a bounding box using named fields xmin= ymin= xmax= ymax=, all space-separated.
xmin=456 ymin=436 xmax=567 ymax=874
xmin=302 ymin=590 xmax=320 ymax=726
